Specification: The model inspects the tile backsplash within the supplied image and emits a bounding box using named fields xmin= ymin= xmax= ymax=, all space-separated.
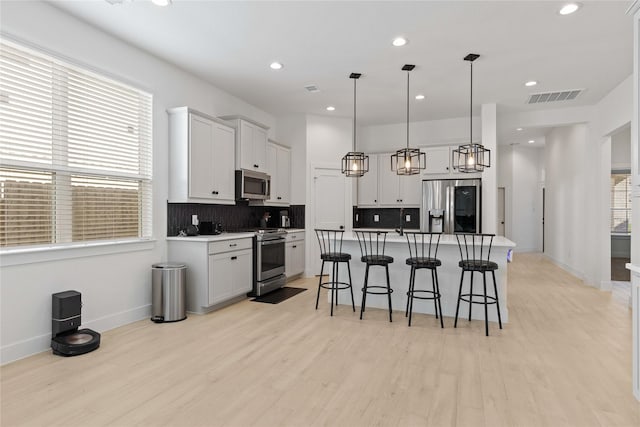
xmin=353 ymin=207 xmax=420 ymax=229
xmin=167 ymin=202 xmax=305 ymax=236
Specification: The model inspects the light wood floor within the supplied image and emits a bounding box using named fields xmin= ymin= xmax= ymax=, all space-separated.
xmin=2 ymin=253 xmax=639 ymax=427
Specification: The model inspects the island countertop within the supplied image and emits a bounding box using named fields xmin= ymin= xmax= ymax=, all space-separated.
xmin=325 ymin=232 xmax=515 ymax=324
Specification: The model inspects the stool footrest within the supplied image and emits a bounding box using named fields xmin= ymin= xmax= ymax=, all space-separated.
xmin=407 ymin=289 xmax=440 ymax=300
xmin=362 ymin=285 xmax=393 ymax=295
xmin=459 ymin=293 xmax=498 ymax=305
xmin=319 ymin=281 xmax=352 ymax=291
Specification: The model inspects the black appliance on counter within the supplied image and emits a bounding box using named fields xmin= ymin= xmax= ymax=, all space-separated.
xmin=51 ymin=290 xmax=101 ymax=357
xmin=199 ymin=221 xmax=223 ymax=235
xmin=247 ymin=228 xmax=287 ymax=296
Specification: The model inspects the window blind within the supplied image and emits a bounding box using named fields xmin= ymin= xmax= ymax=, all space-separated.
xmin=0 ymin=39 xmax=152 ymax=248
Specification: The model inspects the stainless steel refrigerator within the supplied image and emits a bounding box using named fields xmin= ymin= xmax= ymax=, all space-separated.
xmin=420 ymin=179 xmax=482 ymax=234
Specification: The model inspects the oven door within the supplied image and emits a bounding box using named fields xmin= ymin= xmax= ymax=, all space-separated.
xmin=257 ymin=238 xmax=285 ymax=282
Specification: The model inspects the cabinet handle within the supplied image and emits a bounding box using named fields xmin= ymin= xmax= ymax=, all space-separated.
xmin=211 ymin=190 xmax=218 ymax=195
xmin=374 ymin=199 xmax=377 ymax=203
xmin=292 ymin=245 xmax=297 ymax=248
xmin=231 ymin=256 xmax=237 ymax=260
xmin=277 ymin=196 xmax=282 ymax=200
xmin=229 ymin=243 xmax=237 ymax=247
xmin=254 ymin=164 xmax=259 ymax=168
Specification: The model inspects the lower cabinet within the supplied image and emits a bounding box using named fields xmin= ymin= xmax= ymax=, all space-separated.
xmin=167 ymin=237 xmax=253 ymax=314
xmin=285 ymin=231 xmax=305 ymax=280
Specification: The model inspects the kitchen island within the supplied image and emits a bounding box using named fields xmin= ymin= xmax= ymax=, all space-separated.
xmin=329 ymin=232 xmax=516 ymax=323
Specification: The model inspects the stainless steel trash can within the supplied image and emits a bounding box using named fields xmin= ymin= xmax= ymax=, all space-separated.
xmin=151 ymin=263 xmax=187 ymax=323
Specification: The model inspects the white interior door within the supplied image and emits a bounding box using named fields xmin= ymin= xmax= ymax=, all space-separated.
xmin=497 ymin=187 xmax=506 ymax=236
xmin=312 ymin=167 xmax=349 ymax=274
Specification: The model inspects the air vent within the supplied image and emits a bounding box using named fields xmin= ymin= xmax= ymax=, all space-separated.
xmin=304 ymin=85 xmax=320 ymax=93
xmin=527 ymin=89 xmax=583 ymax=104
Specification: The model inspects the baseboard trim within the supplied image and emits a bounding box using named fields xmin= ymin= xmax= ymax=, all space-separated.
xmin=1 ymin=304 xmax=151 ymax=366
xmin=543 ymin=254 xmax=587 ymax=281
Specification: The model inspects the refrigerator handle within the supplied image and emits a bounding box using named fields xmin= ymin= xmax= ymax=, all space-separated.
xmin=445 ymin=185 xmax=451 ymax=234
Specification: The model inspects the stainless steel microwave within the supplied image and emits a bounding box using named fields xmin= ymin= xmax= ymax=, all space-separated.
xmin=235 ymin=169 xmax=271 ymax=200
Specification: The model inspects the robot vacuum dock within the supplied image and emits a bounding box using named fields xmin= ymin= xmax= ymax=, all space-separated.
xmin=51 ymin=291 xmax=100 ymax=357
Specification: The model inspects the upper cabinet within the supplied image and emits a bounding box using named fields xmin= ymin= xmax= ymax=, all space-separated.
xmin=421 ymin=145 xmax=481 ymax=179
xmin=219 ymin=115 xmax=269 ymax=173
xmin=168 ymin=107 xmax=236 ymax=205
xmin=357 ymin=153 xmax=420 ymax=208
xmin=266 ymin=140 xmax=291 ymax=206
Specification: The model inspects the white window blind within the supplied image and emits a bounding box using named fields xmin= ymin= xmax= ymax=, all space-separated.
xmin=611 ymin=172 xmax=631 ymax=234
xmin=0 ymin=39 xmax=152 ymax=248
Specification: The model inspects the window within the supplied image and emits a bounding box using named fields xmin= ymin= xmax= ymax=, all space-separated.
xmin=0 ymin=39 xmax=152 ymax=248
xmin=611 ymin=171 xmax=631 ymax=234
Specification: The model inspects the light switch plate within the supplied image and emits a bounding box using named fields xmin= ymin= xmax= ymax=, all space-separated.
xmin=405 ymin=214 xmax=411 ymax=222
xmin=192 ymin=214 xmax=198 ymax=226
xmin=373 ymin=214 xmax=379 ymax=222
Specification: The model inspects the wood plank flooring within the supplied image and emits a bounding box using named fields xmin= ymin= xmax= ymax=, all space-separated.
xmin=2 ymin=253 xmax=639 ymax=427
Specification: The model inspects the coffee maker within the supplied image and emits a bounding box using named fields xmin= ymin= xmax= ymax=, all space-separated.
xmin=279 ymin=210 xmax=290 ymax=228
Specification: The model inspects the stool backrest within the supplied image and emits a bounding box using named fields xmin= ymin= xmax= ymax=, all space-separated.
xmin=455 ymin=233 xmax=495 ymax=263
xmin=354 ymin=230 xmax=388 ymax=258
xmin=315 ymin=229 xmax=345 ymax=256
xmin=405 ymin=232 xmax=441 ymax=260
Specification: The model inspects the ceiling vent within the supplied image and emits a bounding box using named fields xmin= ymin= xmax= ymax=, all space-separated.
xmin=527 ymin=89 xmax=583 ymax=104
xmin=304 ymin=85 xmax=320 ymax=93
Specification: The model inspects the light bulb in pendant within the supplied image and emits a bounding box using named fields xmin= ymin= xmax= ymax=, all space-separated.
xmin=351 ymin=162 xmax=358 ymax=172
xmin=405 ymin=158 xmax=411 ymax=170
xmin=467 ymin=155 xmax=475 ymax=166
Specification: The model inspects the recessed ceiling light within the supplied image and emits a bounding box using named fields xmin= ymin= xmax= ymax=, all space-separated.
xmin=525 ymin=81 xmax=538 ymax=87
xmin=270 ymin=62 xmax=283 ymax=70
xmin=528 ymin=140 xmax=535 ymax=144
xmin=516 ymin=127 xmax=523 ymax=131
xmin=559 ymin=3 xmax=581 ymax=15
xmin=151 ymin=0 xmax=171 ymax=6
xmin=415 ymin=94 xmax=425 ymax=100
xmin=392 ymin=37 xmax=408 ymax=47
xmin=326 ymin=106 xmax=335 ymax=111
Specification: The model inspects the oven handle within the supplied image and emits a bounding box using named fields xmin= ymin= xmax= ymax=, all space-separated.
xmin=259 ymin=239 xmax=285 ymax=246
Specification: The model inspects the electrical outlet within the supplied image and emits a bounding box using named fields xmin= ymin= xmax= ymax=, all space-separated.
xmin=405 ymin=214 xmax=411 ymax=222
xmin=192 ymin=214 xmax=198 ymax=226
xmin=355 ymin=213 xmax=359 ymax=222
xmin=373 ymin=214 xmax=379 ymax=222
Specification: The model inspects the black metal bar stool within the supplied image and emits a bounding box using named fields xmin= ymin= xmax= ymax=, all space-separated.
xmin=314 ymin=229 xmax=355 ymax=316
xmin=454 ymin=233 xmax=503 ymax=336
xmin=404 ymin=232 xmax=443 ymax=327
xmin=355 ymin=230 xmax=394 ymax=322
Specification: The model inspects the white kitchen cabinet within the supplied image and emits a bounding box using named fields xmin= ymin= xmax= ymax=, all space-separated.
xmin=167 ymin=236 xmax=253 ymax=314
xmin=266 ymin=141 xmax=291 ymax=206
xmin=168 ymin=107 xmax=236 ymax=204
xmin=423 ymin=146 xmax=451 ymax=175
xmin=285 ymin=231 xmax=305 ymax=280
xmin=220 ymin=115 xmax=269 ymax=173
xmin=356 ymin=153 xmax=379 ymax=207
xmin=378 ymin=153 xmax=421 ymax=207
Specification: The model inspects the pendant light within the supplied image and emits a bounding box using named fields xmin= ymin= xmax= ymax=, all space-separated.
xmin=391 ymin=64 xmax=425 ymax=175
xmin=341 ymin=73 xmax=369 ymax=177
xmin=452 ymin=53 xmax=491 ymax=173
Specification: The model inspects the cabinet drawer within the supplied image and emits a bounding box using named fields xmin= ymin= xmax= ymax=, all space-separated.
xmin=209 ymin=238 xmax=253 ymax=254
xmin=286 ymin=232 xmax=304 ymax=242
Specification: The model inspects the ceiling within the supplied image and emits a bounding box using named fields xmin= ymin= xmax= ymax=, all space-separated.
xmin=48 ymin=0 xmax=633 ymax=143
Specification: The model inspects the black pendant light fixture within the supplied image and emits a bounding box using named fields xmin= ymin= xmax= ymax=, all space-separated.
xmin=452 ymin=53 xmax=491 ymax=173
xmin=391 ymin=64 xmax=425 ymax=175
xmin=341 ymin=73 xmax=369 ymax=177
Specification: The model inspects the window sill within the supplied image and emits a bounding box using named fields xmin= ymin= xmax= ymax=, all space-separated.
xmin=0 ymin=238 xmax=157 ymax=267
xmin=611 ymin=233 xmax=632 ymax=237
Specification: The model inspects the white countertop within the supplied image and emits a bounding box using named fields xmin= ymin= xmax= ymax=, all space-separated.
xmin=344 ymin=231 xmax=516 ymax=248
xmin=166 ymin=232 xmax=255 ymax=242
xmin=285 ymin=228 xmax=305 ymax=233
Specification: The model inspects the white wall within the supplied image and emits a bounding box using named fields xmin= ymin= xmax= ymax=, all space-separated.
xmin=544 ymin=124 xmax=590 ymax=279
xmin=0 ymin=1 xmax=275 ymax=364
xmin=612 ymin=126 xmax=632 ymax=170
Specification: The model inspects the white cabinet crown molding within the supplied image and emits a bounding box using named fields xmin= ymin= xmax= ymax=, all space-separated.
xmin=218 ymin=114 xmax=270 ymax=130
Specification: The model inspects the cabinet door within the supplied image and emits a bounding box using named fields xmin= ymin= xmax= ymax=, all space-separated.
xmin=209 ymin=253 xmax=234 ymax=305
xmin=399 ymin=173 xmax=421 ymax=206
xmin=378 ymin=154 xmax=401 ymax=206
xmin=189 ymin=114 xmax=215 ymax=199
xmin=239 ymin=121 xmax=255 ymax=170
xmin=266 ymin=143 xmax=278 ymax=203
xmin=357 ymin=153 xmax=378 ymax=206
xmin=423 ymin=146 xmax=451 ymax=175
xmin=276 ymin=146 xmax=291 ymax=203
xmin=231 ymin=249 xmax=253 ymax=294
xmin=293 ymin=241 xmax=305 ymax=276
xmin=252 ymin=126 xmax=268 ymax=172
xmin=285 ymin=241 xmax=294 ymax=278
xmin=212 ymin=123 xmax=236 ymax=202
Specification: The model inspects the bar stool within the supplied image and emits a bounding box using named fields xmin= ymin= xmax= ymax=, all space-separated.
xmin=314 ymin=229 xmax=355 ymax=316
xmin=355 ymin=230 xmax=394 ymax=322
xmin=454 ymin=233 xmax=503 ymax=336
xmin=404 ymin=232 xmax=443 ymax=327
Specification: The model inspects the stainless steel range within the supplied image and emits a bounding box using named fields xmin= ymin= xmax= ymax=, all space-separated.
xmin=252 ymin=228 xmax=287 ymax=296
